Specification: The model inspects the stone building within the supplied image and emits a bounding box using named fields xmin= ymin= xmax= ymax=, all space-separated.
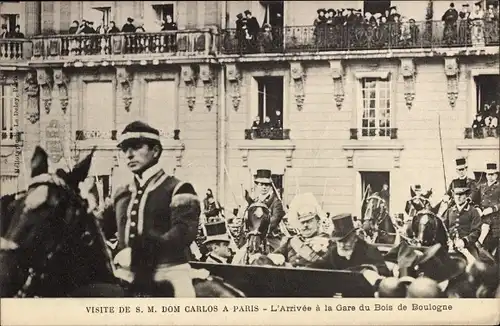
xmin=1 ymin=0 xmax=498 ymax=218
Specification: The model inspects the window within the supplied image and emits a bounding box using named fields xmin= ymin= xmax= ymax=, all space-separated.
xmin=360 ymin=78 xmax=392 ymax=138
xmin=0 ymin=84 xmax=16 ymax=139
xmin=475 ymin=75 xmax=499 ymax=115
xmin=93 ymin=7 xmax=111 ymax=28
xmin=271 ymin=174 xmax=284 ymax=199
xmin=0 ymin=14 xmax=19 ymax=34
xmin=360 ymin=171 xmax=390 ymax=218
xmin=256 ymin=76 xmax=284 ymax=129
xmin=83 ymin=82 xmax=114 ymax=139
xmin=153 ymin=4 xmax=174 ymax=22
xmin=145 ymin=80 xmax=176 ymax=138
xmin=364 ymin=0 xmax=391 ymax=16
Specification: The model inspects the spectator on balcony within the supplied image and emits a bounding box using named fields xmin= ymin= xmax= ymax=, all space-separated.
xmin=11 ymin=25 xmax=24 ymax=38
xmin=408 ymin=19 xmax=420 ymax=46
xmin=273 ymin=110 xmax=282 ymax=130
xmin=135 ymin=22 xmax=146 ymax=33
xmin=459 ymin=4 xmax=471 ymax=45
xmin=384 ymin=9 xmax=390 ymax=20
xmin=442 ymin=3 xmax=459 ymax=46
xmin=87 ymin=21 xmax=97 ymax=34
xmin=388 ymin=6 xmax=399 ymax=23
xmin=244 ymin=10 xmax=260 ymax=40
xmin=251 ymin=116 xmax=261 ymax=130
xmin=1 ymin=24 xmax=9 ymax=39
xmin=261 ymin=116 xmax=272 ymax=129
xmin=258 ymin=23 xmax=274 ymax=53
xmin=107 ymin=21 xmax=120 ymax=34
xmin=162 ymin=15 xmax=178 ymax=31
xmin=314 ymin=8 xmax=327 ymax=27
xmin=389 ymin=13 xmax=402 ymax=46
xmin=470 ymin=1 xmax=485 ymax=46
xmin=122 ymin=17 xmax=136 ymax=33
xmin=68 ymin=20 xmax=80 ymax=34
xmin=484 ymin=3 xmax=499 ymax=21
xmin=354 ymin=9 xmax=364 ymax=25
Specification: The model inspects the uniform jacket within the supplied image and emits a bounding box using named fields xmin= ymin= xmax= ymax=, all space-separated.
xmin=205 ymin=253 xmax=228 ymax=264
xmin=310 ymin=238 xmax=391 ymax=276
xmin=443 ymin=202 xmax=482 ymax=245
xmin=273 ymin=233 xmax=330 ymax=267
xmin=477 ymin=180 xmax=500 ymax=237
xmin=254 ymin=192 xmax=285 ymax=235
xmin=100 ymin=167 xmax=201 ymax=269
xmin=447 ymin=177 xmax=479 ymax=205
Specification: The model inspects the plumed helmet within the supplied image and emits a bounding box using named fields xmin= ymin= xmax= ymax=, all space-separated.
xmin=287 ymin=193 xmax=326 ymax=228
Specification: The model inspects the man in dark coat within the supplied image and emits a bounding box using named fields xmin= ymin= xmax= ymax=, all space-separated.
xmin=100 ymin=121 xmax=201 ymax=297
xmin=311 ymin=213 xmax=391 ymax=276
xmin=122 ymin=17 xmax=136 ymax=33
xmin=244 ymin=10 xmax=260 ymax=39
xmin=445 ymin=158 xmax=479 ymax=206
xmin=442 ymin=2 xmax=459 ymax=45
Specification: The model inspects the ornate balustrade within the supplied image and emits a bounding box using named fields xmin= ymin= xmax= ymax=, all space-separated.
xmin=0 ymin=39 xmax=32 ymax=61
xmin=464 ymin=126 xmax=499 ymax=139
xmin=221 ymin=20 xmax=499 ymax=54
xmin=349 ymin=128 xmax=398 ymax=140
xmin=30 ymin=29 xmax=217 ymax=59
xmin=244 ymin=128 xmax=290 ymax=140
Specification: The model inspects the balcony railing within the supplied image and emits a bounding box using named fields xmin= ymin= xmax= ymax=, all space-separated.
xmin=0 ymin=39 xmax=32 ymax=61
xmin=222 ymin=20 xmax=499 ymax=54
xmin=1 ymin=130 xmax=23 ymax=142
xmin=465 ymin=126 xmax=499 ymax=139
xmin=350 ymin=128 xmax=398 ymax=140
xmin=245 ymin=128 xmax=290 ymax=140
xmin=75 ymin=129 xmax=180 ymax=141
xmin=31 ymin=29 xmax=216 ymax=59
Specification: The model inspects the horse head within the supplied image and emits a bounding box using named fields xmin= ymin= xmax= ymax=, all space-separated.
xmin=411 ymin=210 xmax=448 ymax=249
xmin=244 ymin=202 xmax=271 ymax=255
xmin=0 ymin=146 xmax=115 ymax=297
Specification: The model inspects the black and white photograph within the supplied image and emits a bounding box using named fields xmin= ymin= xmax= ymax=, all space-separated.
xmin=0 ymin=0 xmax=499 ymax=323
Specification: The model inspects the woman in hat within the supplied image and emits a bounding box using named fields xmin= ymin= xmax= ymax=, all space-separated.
xmin=476 ymin=163 xmax=500 ymax=258
xmin=311 ymin=214 xmax=391 ymax=276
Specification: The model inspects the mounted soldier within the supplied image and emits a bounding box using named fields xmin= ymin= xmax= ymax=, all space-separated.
xmin=100 ymin=121 xmax=201 ymax=297
xmin=271 ymin=193 xmax=331 ymax=268
xmin=444 ymin=158 xmax=479 ymax=207
xmin=404 ymin=184 xmax=433 ymax=221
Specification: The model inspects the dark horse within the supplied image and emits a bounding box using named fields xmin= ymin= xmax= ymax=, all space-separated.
xmin=406 ymin=209 xmax=449 ymax=250
xmin=0 ymin=146 xmax=245 ymax=298
xmin=362 ymin=192 xmax=398 ymax=244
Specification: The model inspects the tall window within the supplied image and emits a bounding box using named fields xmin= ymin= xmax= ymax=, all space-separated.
xmin=475 ymin=75 xmax=499 ymax=115
xmin=93 ymin=7 xmax=111 ymax=28
xmin=364 ymin=0 xmax=391 ymax=16
xmin=360 ymin=171 xmax=390 ymax=218
xmin=153 ymin=4 xmax=174 ymax=22
xmin=145 ymin=80 xmax=176 ymax=138
xmin=83 ymin=82 xmax=114 ymax=138
xmin=0 ymin=14 xmax=19 ymax=33
xmin=256 ymin=76 xmax=284 ymax=129
xmin=360 ymin=77 xmax=392 ymax=138
xmin=0 ymin=84 xmax=15 ymax=139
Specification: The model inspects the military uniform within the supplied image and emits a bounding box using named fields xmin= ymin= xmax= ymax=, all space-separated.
xmin=477 ymin=179 xmax=500 ymax=253
xmin=274 ymin=233 xmax=330 ymax=267
xmin=443 ymin=202 xmax=482 ymax=246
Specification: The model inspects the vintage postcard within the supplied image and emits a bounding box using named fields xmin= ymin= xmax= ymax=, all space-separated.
xmin=0 ymin=0 xmax=499 ymax=325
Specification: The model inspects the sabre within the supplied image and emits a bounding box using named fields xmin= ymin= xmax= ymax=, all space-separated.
xmin=223 ymin=164 xmax=241 ymax=208
xmin=437 ymin=113 xmax=448 ymax=193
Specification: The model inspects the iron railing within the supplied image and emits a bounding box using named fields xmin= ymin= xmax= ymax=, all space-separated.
xmin=222 ymin=20 xmax=499 ymax=54
xmin=465 ymin=126 xmax=499 ymax=139
xmin=245 ymin=128 xmax=290 ymax=140
xmin=31 ymin=29 xmax=216 ymax=59
xmin=350 ymin=128 xmax=398 ymax=140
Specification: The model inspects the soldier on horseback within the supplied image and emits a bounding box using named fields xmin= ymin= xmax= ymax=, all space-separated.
xmin=100 ymin=121 xmax=201 ymax=297
xmin=271 ymin=193 xmax=330 ymax=267
xmin=404 ymin=184 xmax=433 ymax=221
xmin=443 ymin=158 xmax=479 ymax=206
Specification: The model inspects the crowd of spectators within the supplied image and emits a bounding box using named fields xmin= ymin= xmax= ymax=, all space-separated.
xmin=234 ymin=9 xmax=283 ymax=53
xmin=471 ymin=100 xmax=499 ymax=138
xmin=66 ymin=16 xmax=178 ymax=35
xmin=0 ymin=24 xmax=25 ymax=39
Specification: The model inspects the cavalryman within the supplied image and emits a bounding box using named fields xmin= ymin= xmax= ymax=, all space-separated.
xmin=101 ymin=121 xmax=201 ymax=297
xmin=249 ymin=169 xmax=285 ymax=250
xmin=443 ymin=179 xmax=482 ymax=251
xmin=404 ymin=184 xmax=432 ymax=220
xmin=272 ymin=193 xmax=330 ymax=268
xmin=311 ymin=213 xmax=391 ymax=276
xmin=477 ymin=163 xmax=500 ymax=259
xmin=445 ymin=158 xmax=479 ymax=205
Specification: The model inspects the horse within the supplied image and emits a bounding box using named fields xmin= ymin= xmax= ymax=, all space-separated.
xmin=406 ymin=210 xmax=449 ymax=250
xmin=362 ymin=192 xmax=399 ymax=244
xmin=0 ymin=146 xmax=245 ymax=298
xmin=232 ymin=202 xmax=273 ymax=265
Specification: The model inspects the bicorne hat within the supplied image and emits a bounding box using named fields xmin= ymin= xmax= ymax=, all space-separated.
xmin=452 ymin=178 xmax=470 ymax=195
xmin=486 ymin=163 xmax=498 ymax=173
xmin=203 ymin=219 xmax=231 ymax=245
xmin=455 ymin=157 xmax=467 ymax=168
xmin=331 ymin=213 xmax=357 ymax=241
xmin=117 ymin=121 xmax=161 ymax=148
xmin=254 ymin=169 xmax=272 ymax=184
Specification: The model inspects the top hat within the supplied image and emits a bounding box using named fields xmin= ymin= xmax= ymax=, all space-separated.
xmin=254 ymin=169 xmax=272 ymax=184
xmin=202 ymin=219 xmax=231 ymax=245
xmin=414 ymin=184 xmax=422 ymax=191
xmin=317 ymin=8 xmax=326 ymax=14
xmin=486 ymin=163 xmax=498 ymax=173
xmin=455 ymin=158 xmax=467 ymax=168
xmin=463 ymin=3 xmax=470 ymax=6
xmin=452 ymin=178 xmax=470 ymax=195
xmin=287 ymin=193 xmax=326 ymax=227
xmin=236 ymin=13 xmax=243 ymax=19
xmin=127 ymin=17 xmax=134 ymax=23
xmin=117 ymin=121 xmax=161 ymax=148
xmin=331 ymin=213 xmax=357 ymax=240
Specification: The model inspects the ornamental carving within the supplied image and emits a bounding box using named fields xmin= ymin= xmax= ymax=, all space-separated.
xmin=116 ymin=67 xmax=133 ymax=112
xmin=400 ymin=58 xmax=416 ymax=110
xmin=181 ymin=64 xmax=197 ymax=110
xmin=199 ymin=64 xmax=215 ymax=111
xmin=53 ymin=68 xmax=69 ymax=114
xmin=329 ymin=60 xmax=345 ymax=110
xmin=290 ymin=62 xmax=305 ymax=111
xmin=225 ymin=63 xmax=241 ymax=111
xmin=36 ymin=68 xmax=54 ymax=115
xmin=24 ymin=71 xmax=40 ymax=124
xmin=444 ymin=57 xmax=459 ymax=108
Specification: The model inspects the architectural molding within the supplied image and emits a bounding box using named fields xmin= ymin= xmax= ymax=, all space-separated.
xmin=225 ymin=63 xmax=241 ymax=111
xmin=444 ymin=57 xmax=459 ymax=108
xmin=116 ymin=67 xmax=133 ymax=112
xmin=53 ymin=68 xmax=69 ymax=113
xmin=290 ymin=62 xmax=305 ymax=111
xmin=329 ymin=59 xmax=345 ymax=110
xmin=199 ymin=63 xmax=215 ymax=111
xmin=342 ymin=141 xmax=404 ymax=168
xmin=354 ymin=71 xmax=391 ymax=80
xmin=23 ymin=70 xmax=40 ymax=124
xmin=181 ymin=64 xmax=197 ymax=110
xmin=400 ymin=58 xmax=416 ymax=109
xmin=36 ymin=68 xmax=53 ymax=114
xmin=236 ymin=140 xmax=296 ymax=168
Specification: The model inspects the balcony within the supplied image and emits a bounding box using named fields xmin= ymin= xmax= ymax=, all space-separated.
xmin=0 ymin=39 xmax=32 ymax=62
xmin=244 ymin=128 xmax=290 ymax=140
xmin=30 ymin=29 xmax=217 ymax=61
xmin=464 ymin=126 xmax=499 ymax=139
xmin=221 ymin=20 xmax=499 ymax=55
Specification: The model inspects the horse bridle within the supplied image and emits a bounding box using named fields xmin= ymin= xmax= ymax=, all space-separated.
xmin=3 ymin=179 xmax=98 ymax=297
xmin=414 ymin=212 xmax=439 ymax=246
xmin=243 ymin=203 xmax=271 ymax=264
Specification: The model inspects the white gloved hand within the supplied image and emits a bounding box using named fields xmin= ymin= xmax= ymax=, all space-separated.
xmin=113 ymin=247 xmax=132 ymax=268
xmin=482 ymin=207 xmax=494 ymax=216
xmin=267 ymin=253 xmax=286 ymax=266
xmin=309 ymin=237 xmax=330 ymax=253
xmin=454 ymin=239 xmax=465 ymax=249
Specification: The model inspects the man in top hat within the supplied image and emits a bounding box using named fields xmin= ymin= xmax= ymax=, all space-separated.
xmin=202 ymin=219 xmax=233 ymax=264
xmin=247 ymin=169 xmax=286 ymax=250
xmin=311 ymin=213 xmax=391 ymax=276
xmin=445 ymin=158 xmax=479 ymax=206
xmin=443 ymin=179 xmax=482 ymax=252
xmin=476 ymin=163 xmax=500 ymax=258
xmin=101 ymin=121 xmax=201 ymax=297
xmin=272 ymin=193 xmax=331 ymax=268
xmin=122 ymin=17 xmax=136 ymax=33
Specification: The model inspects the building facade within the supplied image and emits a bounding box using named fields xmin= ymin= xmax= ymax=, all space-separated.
xmin=1 ymin=0 xmax=499 ymax=218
